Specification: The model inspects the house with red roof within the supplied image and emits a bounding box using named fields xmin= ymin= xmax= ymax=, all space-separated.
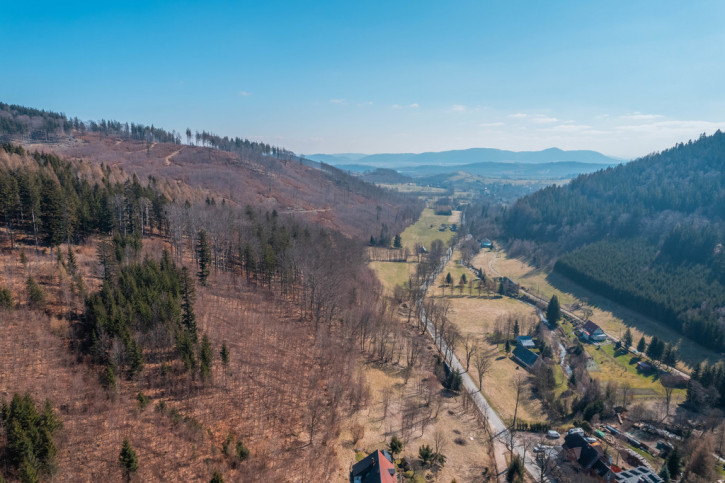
xmin=350 ymin=449 xmax=397 ymax=483
xmin=581 ymin=320 xmax=607 ymax=342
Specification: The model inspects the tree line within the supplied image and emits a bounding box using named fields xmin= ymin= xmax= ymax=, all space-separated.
xmin=555 ymin=239 xmax=725 ymax=352
xmin=495 ymin=131 xmax=725 ymax=352
xmin=0 ymin=144 xmax=167 ymax=252
xmin=0 ymin=101 xmax=299 ymax=166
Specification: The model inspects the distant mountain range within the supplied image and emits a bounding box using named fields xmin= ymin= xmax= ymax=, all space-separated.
xmin=306 ymin=147 xmax=623 ymax=180
xmin=306 ymin=147 xmax=623 ymax=169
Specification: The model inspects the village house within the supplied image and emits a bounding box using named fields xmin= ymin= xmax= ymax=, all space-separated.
xmin=512 ymin=344 xmax=540 ymax=370
xmin=581 ymin=320 xmax=607 ymax=343
xmin=350 ymin=450 xmax=396 ymax=483
xmin=562 ymin=432 xmax=614 ymax=481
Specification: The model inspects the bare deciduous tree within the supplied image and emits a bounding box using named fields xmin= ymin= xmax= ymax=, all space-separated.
xmin=473 ymin=347 xmax=492 ymax=389
xmin=510 ymin=374 xmax=528 ymax=453
xmin=463 ymin=335 xmax=476 ymax=373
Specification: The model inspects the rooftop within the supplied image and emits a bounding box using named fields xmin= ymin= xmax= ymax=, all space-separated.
xmin=516 ymin=335 xmax=535 ymax=348
xmin=512 ymin=345 xmax=539 ymax=367
xmin=582 ymin=320 xmax=603 ymax=335
xmin=350 ymin=450 xmax=396 ymax=483
xmin=614 ymin=466 xmax=663 ymax=483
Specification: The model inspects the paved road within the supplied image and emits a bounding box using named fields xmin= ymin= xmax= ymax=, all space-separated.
xmin=418 ymin=247 xmax=548 ymax=481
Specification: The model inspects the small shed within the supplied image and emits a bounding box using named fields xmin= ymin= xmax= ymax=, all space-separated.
xmin=516 ymin=335 xmax=535 ymax=349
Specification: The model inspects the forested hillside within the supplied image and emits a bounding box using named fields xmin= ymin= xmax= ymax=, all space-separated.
xmin=503 ymin=131 xmax=725 ymax=351
xmin=0 ymin=101 xmax=423 ymax=241
xmin=0 ymin=138 xmax=426 ymax=480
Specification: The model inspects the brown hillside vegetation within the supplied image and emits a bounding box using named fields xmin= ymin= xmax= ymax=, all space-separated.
xmin=0 ymin=134 xmax=428 ymax=481
xmin=32 ymin=133 xmax=421 ymax=240
xmin=0 ymin=235 xmax=371 ymax=481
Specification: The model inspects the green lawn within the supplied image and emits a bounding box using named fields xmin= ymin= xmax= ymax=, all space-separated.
xmin=369 ymin=261 xmax=414 ymax=296
xmin=400 ymin=208 xmax=457 ymax=252
xmin=552 ymin=363 xmax=568 ymax=398
xmin=435 ymin=250 xmax=472 ymax=295
xmin=584 ymin=342 xmax=685 ymax=400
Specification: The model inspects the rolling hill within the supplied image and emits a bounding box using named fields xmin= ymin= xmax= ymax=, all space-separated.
xmin=308 ymin=146 xmax=622 ymax=169
xmin=0 ymin=101 xmax=422 ymax=242
xmin=0 ymin=102 xmax=426 ymax=481
xmin=503 ymin=131 xmax=725 ymax=352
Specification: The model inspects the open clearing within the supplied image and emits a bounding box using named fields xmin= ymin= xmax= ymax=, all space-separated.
xmin=431 ymin=252 xmax=548 ymax=423
xmin=370 ymin=209 xmax=460 ymax=297
xmin=337 ymin=360 xmax=494 ymax=483
xmin=369 ymin=260 xmax=414 ymax=296
xmin=584 ymin=343 xmax=686 ymax=402
xmin=400 ymin=208 xmax=458 ymax=252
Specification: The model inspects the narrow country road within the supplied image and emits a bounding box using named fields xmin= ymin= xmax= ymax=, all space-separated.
xmin=418 ymin=246 xmax=547 ymax=482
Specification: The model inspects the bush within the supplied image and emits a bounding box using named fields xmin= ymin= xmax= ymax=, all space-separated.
xmin=235 ymin=441 xmax=249 ymax=461
xmin=26 ymin=277 xmax=45 ymax=310
xmin=136 ymin=392 xmax=150 ymax=409
xmin=506 ymin=454 xmax=524 ymax=482
xmin=0 ymin=288 xmax=13 ymax=309
xmin=119 ymin=438 xmax=138 ymax=480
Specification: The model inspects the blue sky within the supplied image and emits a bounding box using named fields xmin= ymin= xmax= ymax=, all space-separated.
xmin=2 ymin=0 xmax=724 ymax=158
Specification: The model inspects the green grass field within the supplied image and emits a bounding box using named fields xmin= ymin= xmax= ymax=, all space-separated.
xmin=400 ymin=208 xmax=457 ymax=252
xmin=433 ymin=250 xmax=472 ymax=295
xmin=369 ymin=208 xmax=460 ymax=296
xmin=369 ymin=260 xmax=413 ymax=296
xmin=583 ymin=342 xmax=686 ymax=400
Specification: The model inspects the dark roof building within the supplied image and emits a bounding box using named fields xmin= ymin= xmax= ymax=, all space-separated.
xmin=516 ymin=335 xmax=535 ymax=349
xmin=563 ymin=433 xmax=614 ymax=481
xmin=512 ymin=345 xmax=539 ymax=369
xmin=350 ymin=450 xmax=396 ymax=483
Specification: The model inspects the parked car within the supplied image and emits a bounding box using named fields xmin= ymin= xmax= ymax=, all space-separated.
xmin=568 ymin=427 xmax=584 ymax=435
xmin=547 ymin=430 xmax=560 ymax=439
xmin=585 ymin=437 xmax=597 ymax=443
xmin=533 ymin=444 xmax=545 ymax=453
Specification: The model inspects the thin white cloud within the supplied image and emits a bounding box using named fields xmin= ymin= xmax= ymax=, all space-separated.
xmin=620 ymin=112 xmax=663 ymax=121
xmin=546 ymin=123 xmax=592 ymax=132
xmin=614 ymin=119 xmax=725 ymax=134
xmin=357 ymin=101 xmax=373 ymax=106
xmin=392 ymin=103 xmax=419 ymax=109
xmin=238 ymin=91 xmax=251 ymax=97
xmin=530 ymin=116 xmax=558 ymax=124
xmin=451 ymin=104 xmax=467 ymax=112
xmin=479 ymin=122 xmax=505 ymax=127
xmin=329 ymin=98 xmax=346 ymax=104
xmin=508 ymin=112 xmax=558 ymax=123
